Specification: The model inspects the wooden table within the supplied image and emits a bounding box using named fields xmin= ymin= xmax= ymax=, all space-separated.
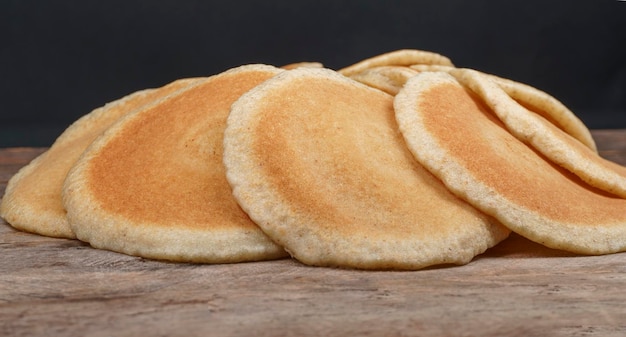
xmin=2 ymin=130 xmax=626 ymax=337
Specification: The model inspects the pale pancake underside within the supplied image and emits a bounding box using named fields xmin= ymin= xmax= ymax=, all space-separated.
xmin=450 ymin=68 xmax=626 ymax=198
xmin=224 ymin=67 xmax=509 ymax=270
xmin=349 ymin=66 xmax=419 ymax=95
xmin=394 ymin=71 xmax=626 ymax=255
xmin=0 ymin=78 xmax=200 ymax=239
xmin=63 ymin=64 xmax=287 ymax=263
xmin=338 ymin=49 xmax=454 ymax=77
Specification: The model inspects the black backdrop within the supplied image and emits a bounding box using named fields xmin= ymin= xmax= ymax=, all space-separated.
xmin=2 ymin=0 xmax=625 ymax=147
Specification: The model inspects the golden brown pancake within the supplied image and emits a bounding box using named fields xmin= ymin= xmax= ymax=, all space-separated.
xmin=409 ymin=65 xmax=596 ymax=152
xmin=481 ymin=72 xmax=597 ymax=152
xmin=63 ymin=64 xmax=288 ymax=263
xmin=338 ymin=49 xmax=454 ymax=77
xmin=223 ymin=67 xmax=509 ymax=270
xmin=450 ymin=68 xmax=626 ymax=198
xmin=0 ymin=78 xmax=199 ymax=238
xmin=394 ymin=71 xmax=626 ymax=254
xmin=349 ymin=66 xmax=419 ymax=95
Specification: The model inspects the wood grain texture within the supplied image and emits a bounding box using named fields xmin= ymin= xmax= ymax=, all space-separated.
xmin=2 ymin=131 xmax=626 ymax=337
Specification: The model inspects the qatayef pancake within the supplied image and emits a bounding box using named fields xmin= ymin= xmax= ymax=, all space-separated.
xmin=394 ymin=71 xmax=626 ymax=254
xmin=450 ymin=68 xmax=626 ymax=198
xmin=223 ymin=67 xmax=508 ymax=270
xmin=409 ymin=64 xmax=456 ymax=73
xmin=0 ymin=78 xmax=200 ymax=238
xmin=349 ymin=66 xmax=419 ymax=95
xmin=280 ymin=61 xmax=324 ymax=70
xmin=63 ymin=64 xmax=287 ymax=263
xmin=338 ymin=49 xmax=454 ymax=77
xmin=481 ymin=71 xmax=597 ymax=152
xmin=409 ymin=64 xmax=597 ymax=152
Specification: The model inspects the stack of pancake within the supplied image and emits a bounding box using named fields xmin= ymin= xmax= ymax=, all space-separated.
xmin=3 ymin=49 xmax=626 ymax=270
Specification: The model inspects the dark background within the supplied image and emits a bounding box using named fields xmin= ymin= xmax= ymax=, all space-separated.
xmin=2 ymin=0 xmax=625 ymax=147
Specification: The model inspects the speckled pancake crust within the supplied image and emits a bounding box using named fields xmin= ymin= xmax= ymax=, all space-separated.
xmin=394 ymin=71 xmax=626 ymax=254
xmin=63 ymin=64 xmax=287 ymax=263
xmin=450 ymin=68 xmax=626 ymax=198
xmin=0 ymin=78 xmax=199 ymax=238
xmin=223 ymin=67 xmax=508 ymax=270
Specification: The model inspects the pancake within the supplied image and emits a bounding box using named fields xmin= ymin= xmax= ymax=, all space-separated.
xmin=349 ymin=66 xmax=419 ymax=95
xmin=394 ymin=71 xmax=626 ymax=254
xmin=409 ymin=65 xmax=596 ymax=152
xmin=62 ymin=64 xmax=288 ymax=263
xmin=223 ymin=67 xmax=509 ymax=270
xmin=450 ymin=68 xmax=626 ymax=198
xmin=338 ymin=49 xmax=454 ymax=77
xmin=0 ymin=78 xmax=200 ymax=238
xmin=281 ymin=61 xmax=324 ymax=70
xmin=482 ymin=72 xmax=597 ymax=152
xmin=409 ymin=64 xmax=456 ymax=73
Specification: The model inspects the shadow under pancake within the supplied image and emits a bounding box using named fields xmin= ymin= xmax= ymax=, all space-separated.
xmin=481 ymin=233 xmax=581 ymax=258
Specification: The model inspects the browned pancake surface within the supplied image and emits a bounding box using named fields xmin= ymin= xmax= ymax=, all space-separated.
xmin=63 ymin=65 xmax=287 ymax=262
xmin=224 ymin=67 xmax=508 ymax=270
xmin=0 ymin=78 xmax=199 ymax=238
xmin=450 ymin=68 xmax=626 ymax=198
xmin=423 ymin=83 xmax=622 ymax=222
xmin=409 ymin=65 xmax=597 ymax=152
xmin=394 ymin=72 xmax=626 ymax=254
xmin=88 ymin=74 xmax=267 ymax=228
